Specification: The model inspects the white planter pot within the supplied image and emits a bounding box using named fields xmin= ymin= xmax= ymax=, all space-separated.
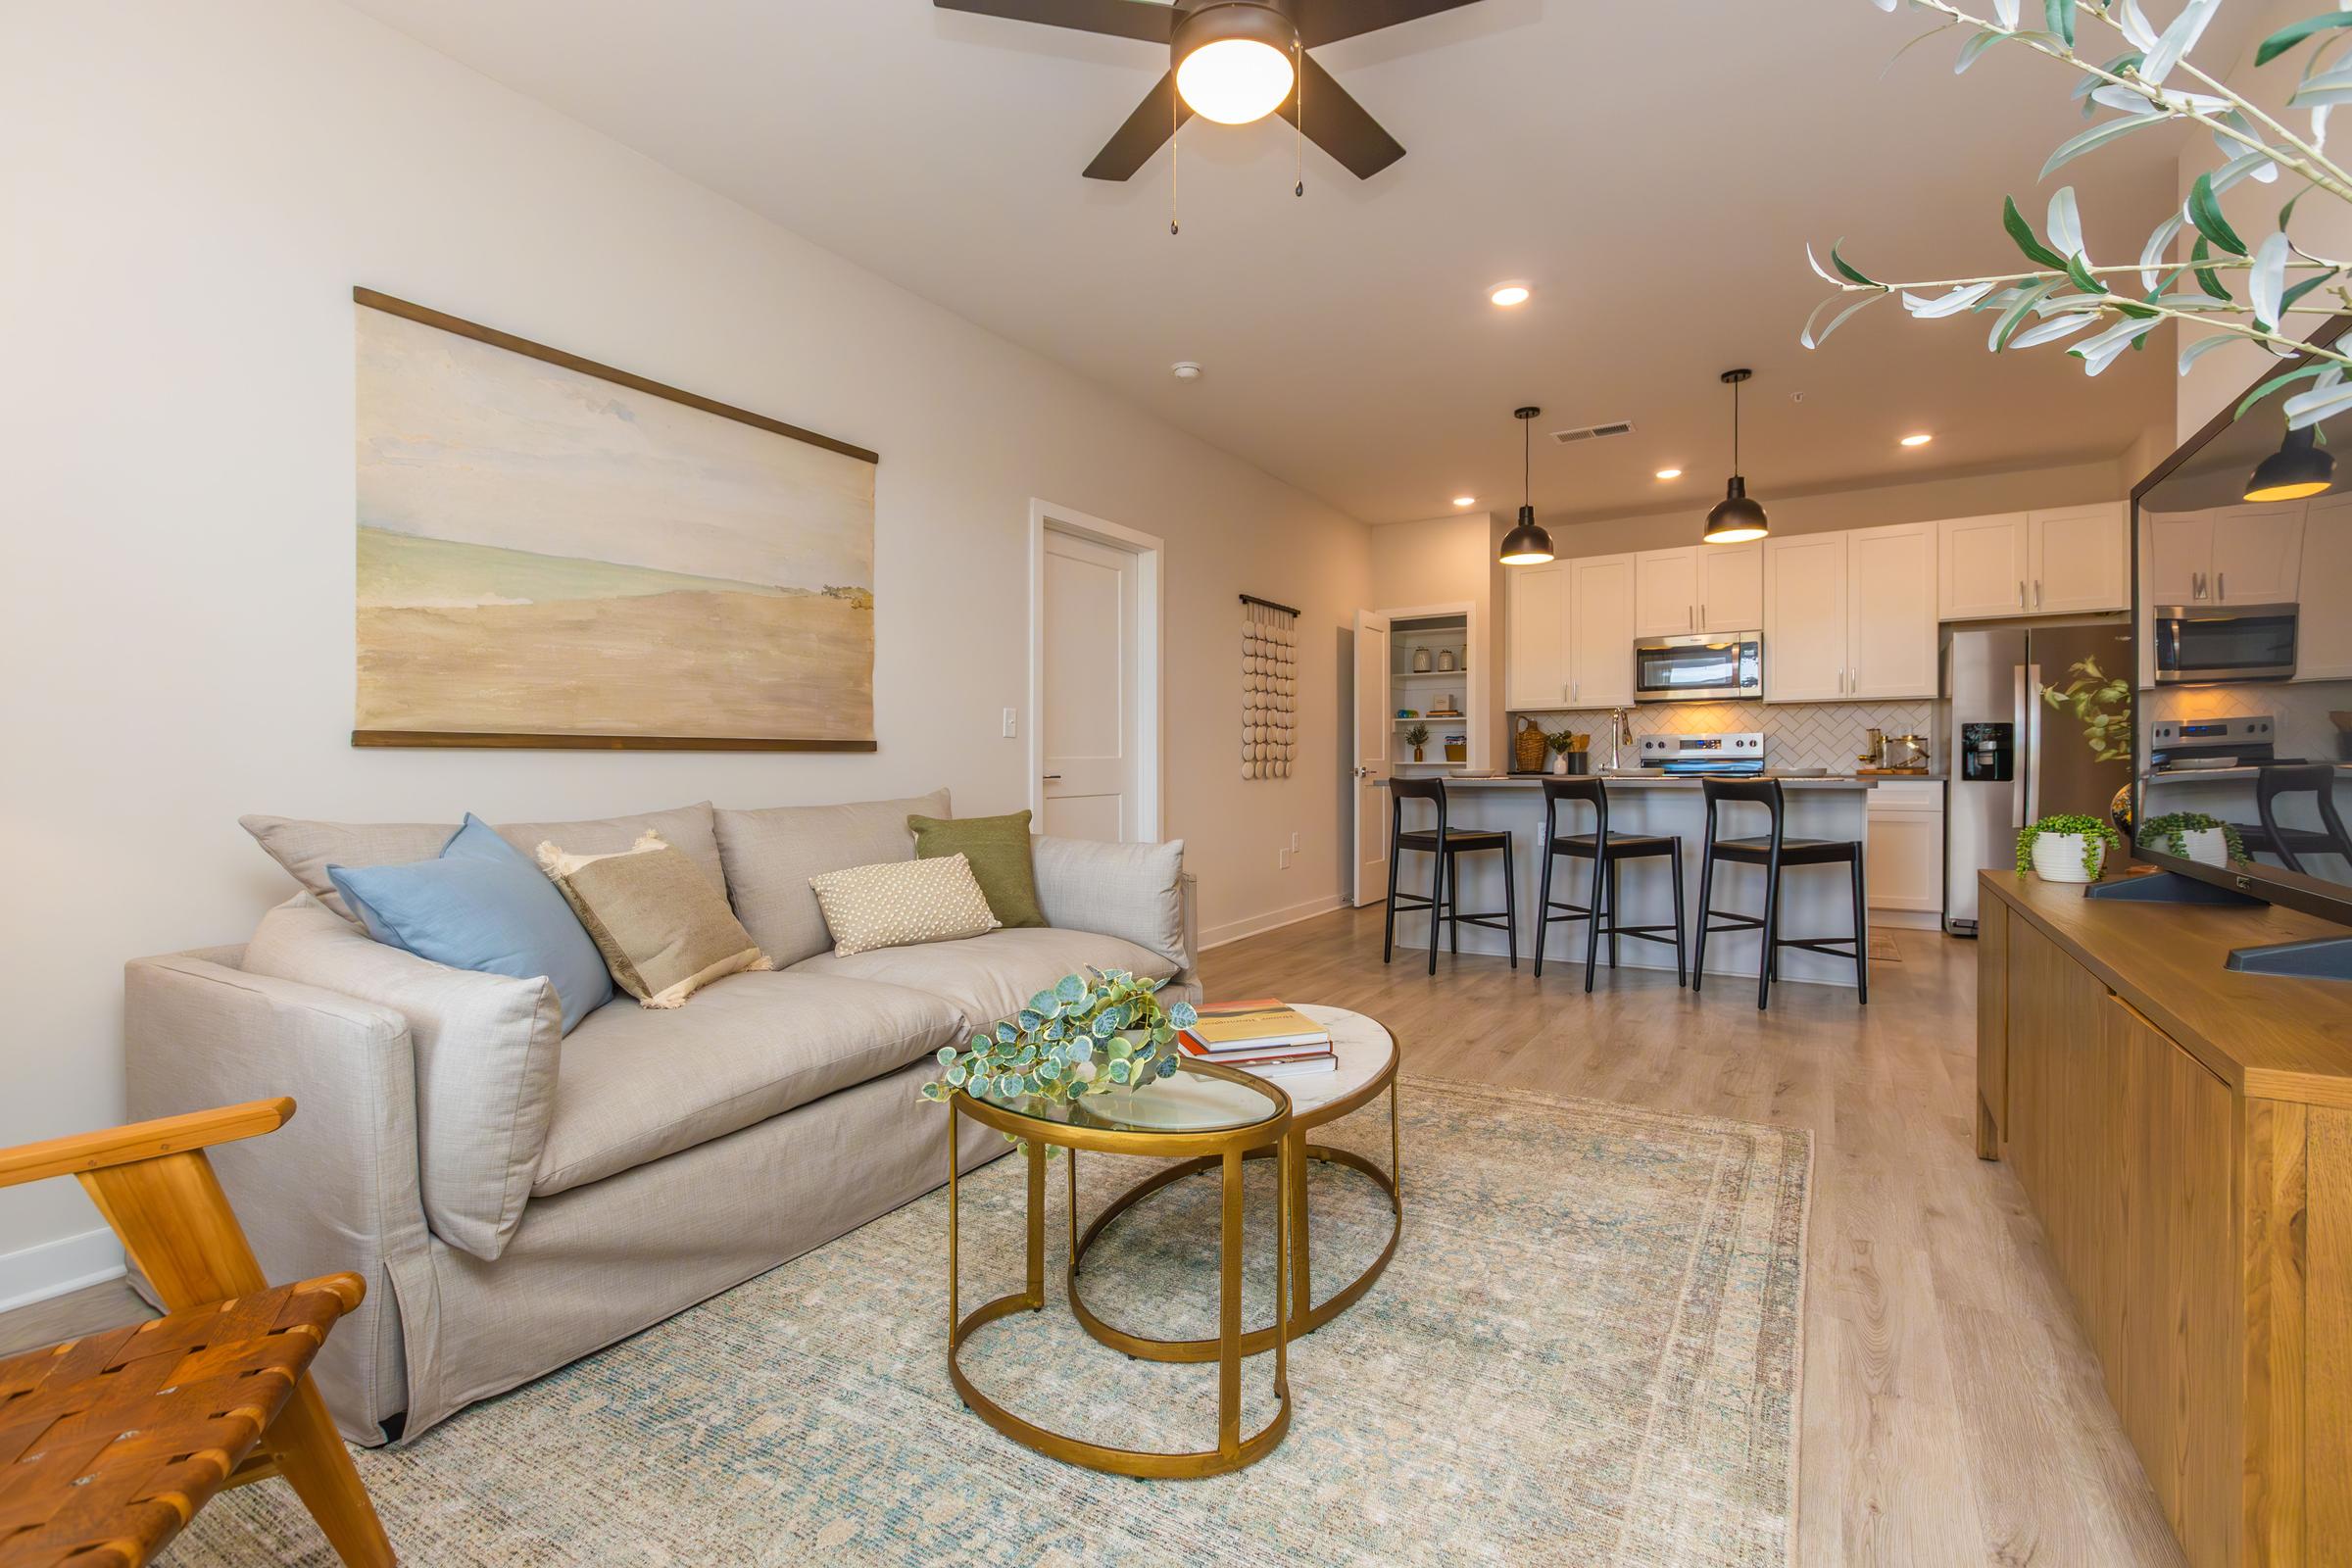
xmin=2179 ymin=826 xmax=2230 ymax=868
xmin=2030 ymin=831 xmax=2101 ymax=883
xmin=1550 ymin=752 xmax=1570 ymax=775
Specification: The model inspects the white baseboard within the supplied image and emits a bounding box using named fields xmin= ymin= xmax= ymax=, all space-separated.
xmin=0 ymin=1228 xmax=125 ymax=1314
xmin=1870 ymin=907 xmax=1946 ymax=930
xmin=1199 ymin=891 xmax=1351 ymax=953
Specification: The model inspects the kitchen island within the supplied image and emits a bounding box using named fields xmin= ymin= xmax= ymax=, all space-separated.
xmin=1385 ymin=773 xmax=1878 ymax=987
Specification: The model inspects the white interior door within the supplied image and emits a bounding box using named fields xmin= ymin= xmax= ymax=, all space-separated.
xmin=1041 ymin=526 xmax=1142 ymax=841
xmin=1352 ymin=610 xmax=1393 ymax=907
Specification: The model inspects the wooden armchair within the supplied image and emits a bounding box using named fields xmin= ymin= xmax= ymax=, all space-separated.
xmin=0 ymin=1099 xmax=395 ymax=1566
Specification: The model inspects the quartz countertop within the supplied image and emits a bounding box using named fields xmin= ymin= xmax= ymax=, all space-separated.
xmin=1407 ymin=772 xmax=1876 ymax=790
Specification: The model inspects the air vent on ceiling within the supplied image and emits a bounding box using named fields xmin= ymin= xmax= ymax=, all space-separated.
xmin=1553 ymin=420 xmax=1635 ymax=444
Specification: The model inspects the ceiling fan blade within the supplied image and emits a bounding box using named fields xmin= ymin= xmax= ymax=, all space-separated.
xmin=932 ymin=0 xmax=1175 ymax=45
xmin=1290 ymin=0 xmax=1486 ymax=49
xmin=1085 ymin=73 xmax=1192 ymax=180
xmin=1277 ymin=55 xmax=1405 ymax=179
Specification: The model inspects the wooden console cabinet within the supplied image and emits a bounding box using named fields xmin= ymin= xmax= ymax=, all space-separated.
xmin=1976 ymin=872 xmax=2352 ymax=1567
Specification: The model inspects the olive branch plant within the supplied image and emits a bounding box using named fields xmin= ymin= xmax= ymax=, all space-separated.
xmin=1807 ymin=0 xmax=2352 ymax=428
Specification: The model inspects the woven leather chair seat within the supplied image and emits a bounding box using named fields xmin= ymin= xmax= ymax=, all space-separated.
xmin=0 ymin=1275 xmax=361 ymax=1568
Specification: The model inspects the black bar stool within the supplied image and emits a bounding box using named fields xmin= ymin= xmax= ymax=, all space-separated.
xmin=1382 ymin=777 xmax=1518 ymax=976
xmin=1533 ymin=777 xmax=1687 ymax=991
xmin=2255 ymin=763 xmax=2352 ymax=874
xmin=1693 ymin=777 xmax=1867 ymax=1010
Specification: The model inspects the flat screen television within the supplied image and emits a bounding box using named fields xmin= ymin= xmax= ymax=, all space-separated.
xmin=2129 ymin=324 xmax=2352 ymax=978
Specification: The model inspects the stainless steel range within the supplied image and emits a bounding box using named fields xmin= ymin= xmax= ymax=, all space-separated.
xmin=1636 ymin=731 xmax=1767 ymax=776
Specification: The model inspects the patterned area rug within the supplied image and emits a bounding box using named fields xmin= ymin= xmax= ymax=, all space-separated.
xmin=175 ymin=1077 xmax=1809 ymax=1567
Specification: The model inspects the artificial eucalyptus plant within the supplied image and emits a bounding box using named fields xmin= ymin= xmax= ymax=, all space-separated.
xmin=2138 ymin=808 xmax=2252 ymax=860
xmin=1808 ymin=0 xmax=2352 ymax=430
xmin=920 ymin=967 xmax=1197 ymax=1111
xmin=2039 ymin=655 xmax=2133 ymax=762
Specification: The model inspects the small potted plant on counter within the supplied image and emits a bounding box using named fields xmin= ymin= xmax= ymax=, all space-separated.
xmin=2137 ymin=811 xmax=2249 ymax=870
xmin=1545 ymin=727 xmax=1587 ymax=775
xmin=1405 ymin=721 xmax=1430 ymax=762
xmin=2017 ymin=812 xmax=2125 ymax=884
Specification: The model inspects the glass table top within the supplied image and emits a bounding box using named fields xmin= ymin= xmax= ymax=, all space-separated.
xmin=974 ymin=1065 xmax=1285 ymax=1136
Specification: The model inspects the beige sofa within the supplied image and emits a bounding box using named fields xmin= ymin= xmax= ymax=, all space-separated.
xmin=122 ymin=793 xmax=1196 ymax=1445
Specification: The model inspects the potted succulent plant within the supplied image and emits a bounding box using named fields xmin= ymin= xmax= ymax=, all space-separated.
xmin=1405 ymin=721 xmax=1430 ymax=762
xmin=2017 ymin=812 xmax=2126 ymax=883
xmin=920 ymin=967 xmax=1197 ymax=1114
xmin=2138 ymin=811 xmax=2249 ymax=869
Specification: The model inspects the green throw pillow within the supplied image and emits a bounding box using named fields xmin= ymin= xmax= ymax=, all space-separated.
xmin=908 ymin=811 xmax=1045 ymax=928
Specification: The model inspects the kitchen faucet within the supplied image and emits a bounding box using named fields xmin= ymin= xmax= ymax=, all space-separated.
xmin=1609 ymin=708 xmax=1633 ymax=771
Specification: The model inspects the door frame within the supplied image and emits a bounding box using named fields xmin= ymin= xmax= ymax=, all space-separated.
xmin=1028 ymin=499 xmax=1165 ymax=841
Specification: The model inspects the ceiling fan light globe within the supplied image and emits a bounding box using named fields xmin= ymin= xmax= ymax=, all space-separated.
xmin=1176 ymin=37 xmax=1296 ymax=123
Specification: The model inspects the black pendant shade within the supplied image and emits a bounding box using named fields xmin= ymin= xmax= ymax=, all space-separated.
xmin=1704 ymin=369 xmax=1770 ymax=545
xmin=2244 ymin=423 xmax=2334 ymax=503
xmin=1498 ymin=405 xmax=1555 ymax=564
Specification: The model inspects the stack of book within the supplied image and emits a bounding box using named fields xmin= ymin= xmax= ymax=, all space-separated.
xmin=1177 ymin=1000 xmax=1336 ymax=1079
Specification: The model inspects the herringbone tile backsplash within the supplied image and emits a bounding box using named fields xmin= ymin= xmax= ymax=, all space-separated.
xmin=1512 ymin=700 xmax=1940 ymax=772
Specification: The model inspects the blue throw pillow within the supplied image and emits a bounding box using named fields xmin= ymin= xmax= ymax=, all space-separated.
xmin=327 ymin=814 xmax=613 ymax=1033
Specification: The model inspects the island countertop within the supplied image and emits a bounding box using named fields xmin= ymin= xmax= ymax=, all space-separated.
xmin=1389 ymin=772 xmax=1878 ymax=790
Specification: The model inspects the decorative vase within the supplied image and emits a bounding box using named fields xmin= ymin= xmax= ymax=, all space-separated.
xmin=1411 ymin=647 xmax=1433 ymax=672
xmin=2031 ymin=832 xmax=2099 ymax=883
xmin=1550 ymin=751 xmax=1569 ymax=775
xmin=2180 ymin=826 xmax=2230 ymax=867
xmin=1437 ymin=648 xmax=1457 ymax=672
xmin=1413 ymin=745 xmax=1426 ymax=761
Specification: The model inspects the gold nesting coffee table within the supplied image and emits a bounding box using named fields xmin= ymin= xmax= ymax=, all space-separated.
xmin=945 ymin=1004 xmax=1400 ymax=1479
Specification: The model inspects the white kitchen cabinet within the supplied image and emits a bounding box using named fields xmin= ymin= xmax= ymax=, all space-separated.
xmin=2297 ymin=494 xmax=2352 ymax=679
xmin=1763 ymin=532 xmax=1848 ymax=702
xmin=1865 ymin=779 xmax=1945 ymax=918
xmin=1568 ymin=554 xmax=1638 ymax=708
xmin=2028 ymin=502 xmax=2129 ymax=613
xmin=1846 ymin=522 xmax=1939 ymax=700
xmin=2210 ymin=504 xmax=2304 ymax=604
xmin=2141 ymin=506 xmax=2305 ymax=607
xmin=1699 ymin=542 xmax=1764 ymax=631
xmin=1503 ymin=560 xmax=1572 ymax=710
xmin=2143 ymin=512 xmax=2210 ymax=605
xmin=1937 ymin=514 xmax=2030 ymax=620
xmin=1634 ymin=547 xmax=1701 ymax=637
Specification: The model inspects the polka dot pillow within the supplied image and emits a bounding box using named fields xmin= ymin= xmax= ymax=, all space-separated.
xmin=808 ymin=854 xmax=1003 ymax=957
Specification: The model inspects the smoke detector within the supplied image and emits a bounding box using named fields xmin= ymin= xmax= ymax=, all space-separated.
xmin=1171 ymin=361 xmax=1202 ymax=381
xmin=1552 ymin=419 xmax=1634 ymax=444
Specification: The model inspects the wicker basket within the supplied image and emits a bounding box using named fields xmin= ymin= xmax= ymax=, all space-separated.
xmin=1513 ymin=716 xmax=1548 ymax=773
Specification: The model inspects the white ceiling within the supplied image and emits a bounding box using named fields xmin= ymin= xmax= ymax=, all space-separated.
xmin=345 ymin=0 xmax=2198 ymax=525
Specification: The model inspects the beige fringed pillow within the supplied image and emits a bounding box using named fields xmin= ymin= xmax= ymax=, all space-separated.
xmin=808 ymin=854 xmax=1002 ymax=957
xmin=537 ymin=832 xmax=769 ymax=1008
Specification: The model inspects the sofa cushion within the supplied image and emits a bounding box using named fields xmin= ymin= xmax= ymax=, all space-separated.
xmin=910 ymin=810 xmax=1046 ymax=928
xmin=714 ymin=790 xmax=950 ymax=966
xmin=789 ymin=927 xmax=1178 ymax=1035
xmin=1031 ymin=836 xmax=1189 ymax=970
xmin=242 ymin=803 xmax=724 ymax=926
xmin=242 ymin=895 xmax=560 ymax=1262
xmin=531 ymin=970 xmax=964 ymax=1197
xmin=537 ymin=832 xmax=770 ymax=1007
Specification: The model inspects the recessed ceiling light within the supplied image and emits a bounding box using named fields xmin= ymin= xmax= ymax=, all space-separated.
xmin=1171 ymin=361 xmax=1202 ymax=381
xmin=1489 ymin=284 xmax=1532 ymax=308
xmin=1899 ymin=432 xmax=1933 ymax=447
xmin=1452 ymin=495 xmax=1477 ymax=508
xmin=1654 ymin=467 xmax=1683 ymax=481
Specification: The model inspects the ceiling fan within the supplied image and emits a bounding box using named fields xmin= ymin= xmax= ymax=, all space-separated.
xmin=934 ymin=0 xmax=1484 ymax=181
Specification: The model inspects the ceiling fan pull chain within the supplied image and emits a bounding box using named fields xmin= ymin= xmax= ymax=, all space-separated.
xmin=1295 ymin=40 xmax=1304 ymax=198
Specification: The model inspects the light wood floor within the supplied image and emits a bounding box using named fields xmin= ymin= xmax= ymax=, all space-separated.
xmin=0 ymin=906 xmax=2184 ymax=1564
xmin=1204 ymin=904 xmax=2185 ymax=1567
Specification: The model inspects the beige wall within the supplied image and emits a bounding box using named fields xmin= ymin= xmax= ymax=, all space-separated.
xmin=0 ymin=0 xmax=1372 ymax=1298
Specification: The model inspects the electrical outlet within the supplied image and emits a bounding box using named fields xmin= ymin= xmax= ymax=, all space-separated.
xmin=1002 ymin=708 xmax=1017 ymax=739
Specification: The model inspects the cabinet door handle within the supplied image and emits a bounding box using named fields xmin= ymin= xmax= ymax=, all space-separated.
xmin=2018 ymin=579 xmax=2026 ymax=609
xmin=2034 ymin=578 xmax=2042 ymax=608
xmin=1700 ymin=603 xmax=1707 ymax=627
xmin=2218 ymin=570 xmax=2227 ymax=601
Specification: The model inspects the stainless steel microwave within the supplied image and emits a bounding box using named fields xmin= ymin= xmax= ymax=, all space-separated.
xmin=1633 ymin=630 xmax=1762 ymax=703
xmin=2151 ymin=602 xmax=2297 ymax=684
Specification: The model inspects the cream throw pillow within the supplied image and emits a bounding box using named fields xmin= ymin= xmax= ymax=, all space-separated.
xmin=537 ymin=832 xmax=770 ymax=1008
xmin=808 ymin=854 xmax=1002 ymax=957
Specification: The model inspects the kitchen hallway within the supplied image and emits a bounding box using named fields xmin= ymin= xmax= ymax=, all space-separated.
xmin=1201 ymin=904 xmax=2187 ymax=1568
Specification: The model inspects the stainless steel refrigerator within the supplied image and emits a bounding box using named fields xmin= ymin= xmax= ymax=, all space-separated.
xmin=1944 ymin=621 xmax=2134 ymax=933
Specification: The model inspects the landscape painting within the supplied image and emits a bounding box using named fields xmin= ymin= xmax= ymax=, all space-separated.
xmin=352 ymin=291 xmax=877 ymax=749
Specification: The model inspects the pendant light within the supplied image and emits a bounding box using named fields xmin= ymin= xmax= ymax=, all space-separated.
xmin=1498 ymin=406 xmax=1555 ymax=565
xmin=2244 ymin=423 xmax=2335 ymax=502
xmin=1704 ymin=368 xmax=1771 ymax=545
